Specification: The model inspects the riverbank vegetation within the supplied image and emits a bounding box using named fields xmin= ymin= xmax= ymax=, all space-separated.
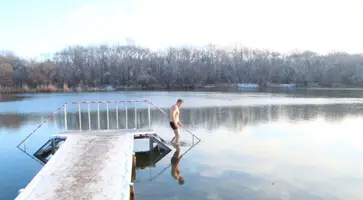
xmin=1 ymin=44 xmax=363 ymax=93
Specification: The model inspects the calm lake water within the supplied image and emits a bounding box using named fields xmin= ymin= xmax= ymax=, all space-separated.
xmin=1 ymin=89 xmax=363 ymax=200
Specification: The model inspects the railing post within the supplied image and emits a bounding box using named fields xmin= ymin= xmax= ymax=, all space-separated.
xmin=78 ymin=104 xmax=82 ymax=131
xmin=88 ymin=104 xmax=91 ymax=130
xmin=116 ymin=102 xmax=119 ymax=129
xmin=64 ymin=104 xmax=68 ymax=130
xmin=126 ymin=102 xmax=128 ymax=129
xmin=51 ymin=137 xmax=55 ymax=155
xmin=148 ymin=103 xmax=151 ymax=129
xmin=134 ymin=102 xmax=137 ymax=129
xmin=97 ymin=103 xmax=100 ymax=130
xmin=107 ymin=103 xmax=110 ymax=129
xmin=149 ymin=136 xmax=153 ymax=152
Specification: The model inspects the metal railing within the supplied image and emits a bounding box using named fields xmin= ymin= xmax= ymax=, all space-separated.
xmin=64 ymin=100 xmax=152 ymax=131
xmin=17 ymin=100 xmax=201 ymax=150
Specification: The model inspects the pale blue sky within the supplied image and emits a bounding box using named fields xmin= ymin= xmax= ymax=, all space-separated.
xmin=1 ymin=0 xmax=363 ymax=58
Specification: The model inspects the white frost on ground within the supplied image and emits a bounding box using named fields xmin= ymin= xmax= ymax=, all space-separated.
xmin=16 ymin=132 xmax=134 ymax=200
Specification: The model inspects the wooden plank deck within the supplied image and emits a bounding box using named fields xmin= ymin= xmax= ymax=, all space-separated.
xmin=16 ymin=131 xmax=136 ymax=200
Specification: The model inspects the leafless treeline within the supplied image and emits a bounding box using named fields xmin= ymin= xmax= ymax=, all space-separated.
xmin=1 ymin=44 xmax=363 ymax=89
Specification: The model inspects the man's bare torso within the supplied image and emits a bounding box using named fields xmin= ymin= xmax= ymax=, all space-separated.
xmin=170 ymin=105 xmax=180 ymax=123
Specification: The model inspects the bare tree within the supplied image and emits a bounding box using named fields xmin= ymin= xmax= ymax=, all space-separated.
xmin=3 ymin=44 xmax=363 ymax=92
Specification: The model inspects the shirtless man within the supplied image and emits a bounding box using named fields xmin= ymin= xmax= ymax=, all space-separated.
xmin=170 ymin=99 xmax=184 ymax=144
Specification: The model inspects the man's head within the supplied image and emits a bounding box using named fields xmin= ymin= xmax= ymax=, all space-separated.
xmin=178 ymin=176 xmax=185 ymax=185
xmin=176 ymin=99 xmax=184 ymax=108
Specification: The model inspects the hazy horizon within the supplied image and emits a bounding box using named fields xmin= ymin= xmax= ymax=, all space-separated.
xmin=1 ymin=0 xmax=363 ymax=58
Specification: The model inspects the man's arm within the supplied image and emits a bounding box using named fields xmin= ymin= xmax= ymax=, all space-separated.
xmin=177 ymin=121 xmax=184 ymax=128
xmin=171 ymin=106 xmax=178 ymax=127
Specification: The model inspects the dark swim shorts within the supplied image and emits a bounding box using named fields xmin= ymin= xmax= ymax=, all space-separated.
xmin=169 ymin=121 xmax=178 ymax=130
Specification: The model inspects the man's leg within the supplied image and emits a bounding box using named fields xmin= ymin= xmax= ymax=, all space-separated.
xmin=174 ymin=128 xmax=180 ymax=144
xmin=170 ymin=122 xmax=175 ymax=143
xmin=171 ymin=136 xmax=176 ymax=143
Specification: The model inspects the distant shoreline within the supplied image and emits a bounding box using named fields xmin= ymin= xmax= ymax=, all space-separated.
xmin=1 ymin=84 xmax=363 ymax=95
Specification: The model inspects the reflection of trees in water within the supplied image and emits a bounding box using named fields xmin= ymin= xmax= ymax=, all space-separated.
xmin=0 ymin=114 xmax=24 ymax=129
xmin=0 ymin=95 xmax=28 ymax=102
xmin=0 ymin=114 xmax=44 ymax=130
xmin=0 ymin=113 xmax=62 ymax=130
xmin=154 ymin=104 xmax=363 ymax=132
xmin=3 ymin=104 xmax=363 ymax=131
xmin=178 ymin=104 xmax=363 ymax=132
xmin=48 ymin=104 xmax=363 ymax=131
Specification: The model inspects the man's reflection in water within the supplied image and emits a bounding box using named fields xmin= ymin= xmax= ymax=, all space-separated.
xmin=171 ymin=145 xmax=184 ymax=185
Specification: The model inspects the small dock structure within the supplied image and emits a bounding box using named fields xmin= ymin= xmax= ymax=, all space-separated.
xmin=16 ymin=100 xmax=199 ymax=200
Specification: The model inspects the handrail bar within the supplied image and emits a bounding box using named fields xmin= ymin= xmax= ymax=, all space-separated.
xmin=17 ymin=100 xmax=201 ymax=149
